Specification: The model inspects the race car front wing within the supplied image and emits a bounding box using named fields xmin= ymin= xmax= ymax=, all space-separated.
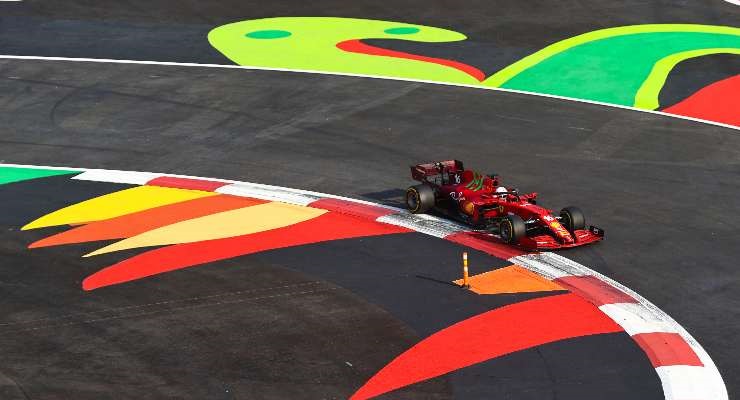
xmin=519 ymin=225 xmax=604 ymax=250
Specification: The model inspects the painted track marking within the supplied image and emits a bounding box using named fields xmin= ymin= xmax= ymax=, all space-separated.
xmin=0 ymin=163 xmax=728 ymax=400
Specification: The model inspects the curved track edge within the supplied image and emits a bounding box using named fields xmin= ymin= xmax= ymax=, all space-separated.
xmin=0 ymin=54 xmax=737 ymax=132
xmin=1 ymin=163 xmax=728 ymax=400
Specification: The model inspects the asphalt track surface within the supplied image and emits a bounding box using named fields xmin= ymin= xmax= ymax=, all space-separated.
xmin=0 ymin=1 xmax=739 ymax=399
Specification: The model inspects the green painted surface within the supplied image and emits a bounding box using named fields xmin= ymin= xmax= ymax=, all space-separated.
xmin=485 ymin=25 xmax=740 ymax=107
xmin=210 ymin=19 xmax=740 ymax=112
xmin=245 ymin=30 xmax=292 ymax=39
xmin=384 ymin=27 xmax=421 ymax=35
xmin=484 ymin=24 xmax=740 ymax=87
xmin=0 ymin=166 xmax=78 ymax=185
xmin=209 ymin=17 xmax=478 ymax=84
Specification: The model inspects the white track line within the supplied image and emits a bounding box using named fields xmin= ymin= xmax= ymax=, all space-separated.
xmin=73 ymin=169 xmax=162 ymax=185
xmin=217 ymin=183 xmax=321 ymax=206
xmin=0 ymin=163 xmax=728 ymax=400
xmin=0 ymin=54 xmax=737 ymax=132
xmin=656 ymin=365 xmax=725 ymax=400
xmin=72 ymin=166 xmax=399 ymax=209
xmin=0 ymin=163 xmax=84 ymax=171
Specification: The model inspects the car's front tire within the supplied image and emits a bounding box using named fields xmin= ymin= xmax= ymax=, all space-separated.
xmin=560 ymin=206 xmax=586 ymax=232
xmin=406 ymin=184 xmax=435 ymax=214
xmin=500 ymin=214 xmax=526 ymax=244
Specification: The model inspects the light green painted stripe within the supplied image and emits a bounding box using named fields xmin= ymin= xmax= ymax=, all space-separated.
xmin=485 ymin=24 xmax=740 ymax=87
xmin=633 ymin=48 xmax=740 ymax=110
xmin=209 ymin=17 xmax=477 ymax=85
xmin=492 ymin=31 xmax=740 ymax=106
xmin=0 ymin=166 xmax=78 ymax=185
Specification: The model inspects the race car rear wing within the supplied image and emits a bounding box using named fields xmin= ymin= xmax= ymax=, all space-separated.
xmin=410 ymin=160 xmax=464 ymax=182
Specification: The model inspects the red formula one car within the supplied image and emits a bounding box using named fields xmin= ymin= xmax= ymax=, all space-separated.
xmin=406 ymin=160 xmax=604 ymax=249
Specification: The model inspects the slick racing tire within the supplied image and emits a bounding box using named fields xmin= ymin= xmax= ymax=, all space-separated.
xmin=500 ymin=215 xmax=526 ymax=244
xmin=560 ymin=206 xmax=586 ymax=232
xmin=406 ymin=184 xmax=435 ymax=214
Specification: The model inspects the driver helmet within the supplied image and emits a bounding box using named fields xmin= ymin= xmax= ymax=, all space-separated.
xmin=495 ymin=186 xmax=508 ymax=198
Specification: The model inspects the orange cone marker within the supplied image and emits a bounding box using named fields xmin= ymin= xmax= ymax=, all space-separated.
xmin=462 ymin=252 xmax=470 ymax=288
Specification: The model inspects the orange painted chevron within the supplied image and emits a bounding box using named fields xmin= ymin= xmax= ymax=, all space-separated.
xmin=29 ymin=195 xmax=266 ymax=248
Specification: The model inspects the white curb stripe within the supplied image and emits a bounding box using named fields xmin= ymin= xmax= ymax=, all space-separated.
xmin=509 ymin=255 xmax=726 ymax=400
xmin=216 ymin=182 xmax=321 ymax=206
xmin=596 ymin=274 xmax=726 ymax=400
xmin=509 ymin=252 xmax=596 ymax=279
xmin=0 ymin=163 xmax=728 ymax=400
xmin=72 ymin=169 xmax=162 ymax=185
xmin=0 ymin=54 xmax=737 ymax=132
xmin=376 ymin=213 xmax=468 ymax=238
xmin=599 ymin=303 xmax=678 ymax=336
xmin=656 ymin=365 xmax=727 ymax=400
xmin=0 ymin=163 xmax=83 ymax=172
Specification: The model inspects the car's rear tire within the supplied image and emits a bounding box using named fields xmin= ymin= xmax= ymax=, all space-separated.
xmin=499 ymin=215 xmax=526 ymax=244
xmin=406 ymin=184 xmax=435 ymax=214
xmin=560 ymin=206 xmax=586 ymax=232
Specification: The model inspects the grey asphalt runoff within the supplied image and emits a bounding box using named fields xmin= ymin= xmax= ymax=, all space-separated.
xmin=0 ymin=0 xmax=739 ymax=398
xmin=1 ymin=58 xmax=738 ymax=399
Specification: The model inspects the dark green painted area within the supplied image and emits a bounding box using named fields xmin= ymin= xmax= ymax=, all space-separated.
xmin=384 ymin=27 xmax=420 ymax=35
xmin=245 ymin=29 xmax=292 ymax=39
xmin=500 ymin=31 xmax=740 ymax=106
xmin=0 ymin=166 xmax=78 ymax=185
